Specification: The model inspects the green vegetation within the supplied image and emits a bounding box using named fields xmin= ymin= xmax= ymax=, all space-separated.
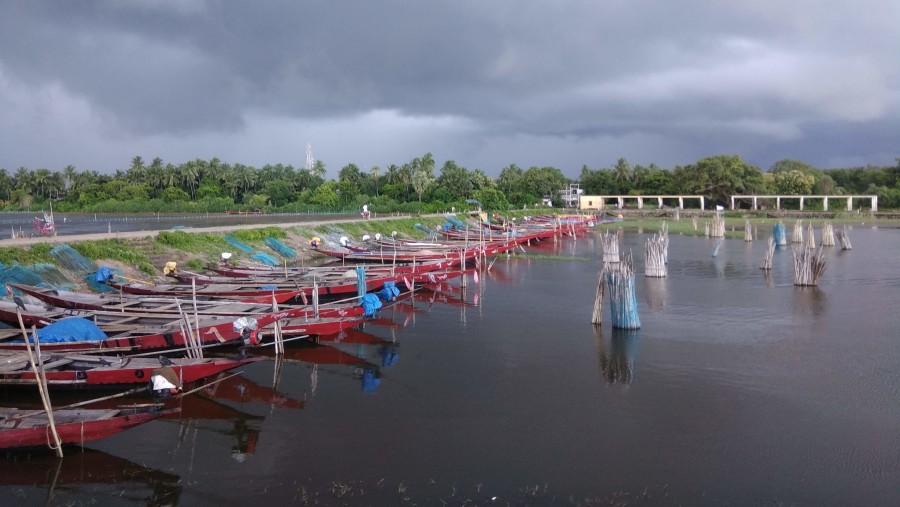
xmin=1 ymin=154 xmax=898 ymax=218
xmin=71 ymin=240 xmax=156 ymax=274
xmin=0 ymin=243 xmax=55 ymax=266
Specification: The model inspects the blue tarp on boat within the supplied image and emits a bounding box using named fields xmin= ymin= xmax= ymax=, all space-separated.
xmin=360 ymin=293 xmax=382 ymax=317
xmin=35 ymin=317 xmax=108 ymax=343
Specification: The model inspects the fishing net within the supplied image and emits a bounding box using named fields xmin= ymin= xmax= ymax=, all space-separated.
xmin=50 ymin=244 xmax=96 ymax=276
xmin=225 ymin=235 xmax=254 ymax=253
xmin=250 ymin=252 xmax=280 ymax=266
xmin=1 ymin=264 xmax=77 ymax=291
xmin=264 ymin=237 xmax=297 ymax=259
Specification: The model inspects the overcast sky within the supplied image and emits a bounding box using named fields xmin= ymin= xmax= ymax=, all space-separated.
xmin=1 ymin=1 xmax=898 ymax=179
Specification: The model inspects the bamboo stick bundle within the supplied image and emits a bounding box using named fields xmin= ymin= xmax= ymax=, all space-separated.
xmin=711 ymin=213 xmax=725 ymax=238
xmin=744 ymin=219 xmax=753 ymax=242
xmin=805 ymin=222 xmax=816 ymax=249
xmin=660 ymin=221 xmax=669 ymax=264
xmin=673 ymin=208 xmax=680 ymax=221
xmin=821 ymin=222 xmax=835 ymax=246
xmin=600 ymin=231 xmax=620 ymax=263
xmin=604 ymin=252 xmax=641 ymax=329
xmin=792 ymin=220 xmax=804 ymax=243
xmin=644 ymin=234 xmax=667 ymax=277
xmin=692 ymin=215 xmax=698 ymax=231
xmin=760 ymin=236 xmax=775 ymax=270
xmin=791 ymin=245 xmax=828 ymax=286
xmin=836 ymin=226 xmax=853 ymax=250
xmin=591 ymin=266 xmax=606 ymax=325
xmin=704 ymin=221 xmax=710 ymax=237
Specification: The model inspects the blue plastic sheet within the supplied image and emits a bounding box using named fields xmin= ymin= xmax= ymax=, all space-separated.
xmin=35 ymin=318 xmax=108 ymax=343
xmin=360 ymin=293 xmax=382 ymax=317
xmin=377 ymin=281 xmax=400 ymax=301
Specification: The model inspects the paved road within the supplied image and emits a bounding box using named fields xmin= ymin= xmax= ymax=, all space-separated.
xmin=0 ymin=214 xmax=413 ymax=248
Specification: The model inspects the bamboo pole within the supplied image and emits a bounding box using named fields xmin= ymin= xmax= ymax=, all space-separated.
xmin=16 ymin=310 xmax=63 ymax=456
xmin=760 ymin=236 xmax=775 ymax=270
xmin=591 ymin=267 xmax=605 ymax=325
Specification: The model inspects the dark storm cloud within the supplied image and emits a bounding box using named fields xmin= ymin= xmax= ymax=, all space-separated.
xmin=1 ymin=0 xmax=897 ymax=174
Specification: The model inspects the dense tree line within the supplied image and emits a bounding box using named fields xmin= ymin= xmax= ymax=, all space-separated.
xmin=2 ymin=154 xmax=898 ymax=213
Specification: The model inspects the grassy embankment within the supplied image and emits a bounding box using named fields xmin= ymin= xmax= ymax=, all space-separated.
xmin=0 ymin=216 xmax=453 ymax=284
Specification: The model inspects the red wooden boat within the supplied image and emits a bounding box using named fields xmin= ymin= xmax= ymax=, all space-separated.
xmin=209 ymin=258 xmax=455 ymax=278
xmin=313 ymin=238 xmax=518 ymax=263
xmin=10 ymin=283 xmax=351 ymax=317
xmin=0 ymin=352 xmax=262 ymax=388
xmin=0 ymin=301 xmax=341 ymax=353
xmin=0 ymin=405 xmax=178 ymax=449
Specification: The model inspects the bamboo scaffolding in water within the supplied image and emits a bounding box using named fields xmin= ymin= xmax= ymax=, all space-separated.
xmin=760 ymin=236 xmax=775 ymax=270
xmin=821 ymin=222 xmax=835 ymax=246
xmin=791 ymin=245 xmax=828 ymax=286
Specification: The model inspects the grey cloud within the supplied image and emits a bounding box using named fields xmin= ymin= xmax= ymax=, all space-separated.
xmin=0 ymin=1 xmax=897 ymax=175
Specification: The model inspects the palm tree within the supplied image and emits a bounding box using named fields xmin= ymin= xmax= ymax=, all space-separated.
xmin=411 ymin=168 xmax=433 ymax=202
xmin=14 ymin=167 xmax=34 ymax=195
xmin=62 ymin=165 xmax=77 ymax=191
xmin=371 ymin=165 xmax=380 ymax=197
xmin=311 ymin=160 xmax=327 ymax=180
xmin=614 ymin=158 xmax=632 ymax=182
xmin=385 ymin=164 xmax=400 ymax=185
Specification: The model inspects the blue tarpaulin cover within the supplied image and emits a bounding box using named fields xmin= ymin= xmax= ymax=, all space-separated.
xmin=377 ymin=281 xmax=400 ymax=301
xmin=95 ymin=266 xmax=115 ymax=283
xmin=35 ymin=318 xmax=108 ymax=343
xmin=360 ymin=293 xmax=382 ymax=317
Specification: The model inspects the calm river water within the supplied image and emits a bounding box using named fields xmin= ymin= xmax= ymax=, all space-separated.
xmin=2 ymin=224 xmax=898 ymax=506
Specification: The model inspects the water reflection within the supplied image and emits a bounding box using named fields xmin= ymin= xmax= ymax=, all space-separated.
xmin=165 ymin=394 xmax=265 ymax=461
xmin=791 ymin=286 xmax=828 ymax=318
xmin=643 ymin=277 xmax=668 ymax=310
xmin=594 ymin=326 xmax=640 ymax=385
xmin=0 ymin=447 xmax=181 ymax=506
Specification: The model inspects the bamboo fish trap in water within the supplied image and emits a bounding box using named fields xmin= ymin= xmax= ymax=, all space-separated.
xmin=836 ymin=226 xmax=853 ymax=250
xmin=760 ymin=236 xmax=775 ymax=270
xmin=792 ymin=245 xmax=827 ymax=286
xmin=792 ymin=220 xmax=804 ymax=243
xmin=600 ymin=230 xmax=620 ymax=263
xmin=644 ymin=231 xmax=667 ymax=278
xmin=821 ymin=222 xmax=835 ymax=247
